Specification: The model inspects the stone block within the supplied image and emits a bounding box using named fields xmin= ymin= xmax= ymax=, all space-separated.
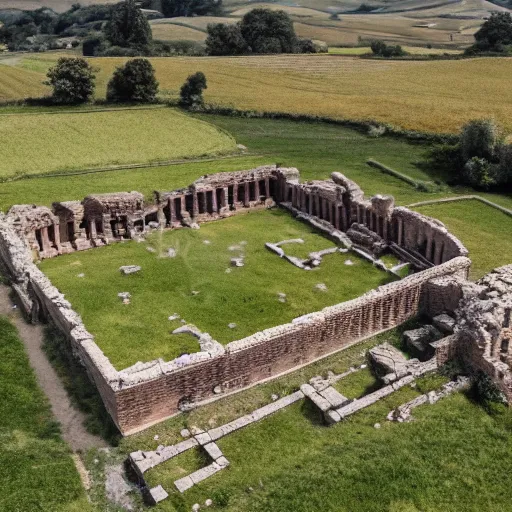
xmin=203 ymin=442 xmax=223 ymax=461
xmin=195 ymin=432 xmax=212 ymax=445
xmin=148 ymin=485 xmax=168 ymax=504
xmin=174 ymin=476 xmax=194 ymax=493
xmin=432 ymin=313 xmax=456 ymax=334
xmin=403 ymin=325 xmax=442 ymax=359
xmin=368 ymin=342 xmax=408 ymax=377
xmin=319 ymin=386 xmax=349 ymax=408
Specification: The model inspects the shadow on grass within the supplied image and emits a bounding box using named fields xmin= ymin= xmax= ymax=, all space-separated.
xmin=43 ymin=324 xmax=121 ymax=446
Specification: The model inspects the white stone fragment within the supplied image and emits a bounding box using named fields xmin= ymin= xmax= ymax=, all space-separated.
xmin=120 ymin=265 xmax=141 ymax=275
xmin=77 ymin=273 xmax=85 ymax=278
xmin=203 ymin=240 xmax=211 ymax=245
xmin=345 ymin=259 xmax=354 ymax=266
xmin=228 ymin=323 xmax=237 ymax=329
xmin=181 ymin=429 xmax=191 ymax=438
xmin=147 ymin=246 xmax=156 ymax=253
xmin=192 ymin=504 xmax=200 ymax=511
xmin=168 ymin=313 xmax=180 ymax=321
xmin=315 ymin=283 xmax=328 ymax=292
xmin=167 ymin=248 xmax=177 ymax=258
xmin=205 ymin=499 xmax=213 ymax=507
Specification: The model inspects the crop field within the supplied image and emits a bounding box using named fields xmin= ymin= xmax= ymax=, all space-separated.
xmin=40 ymin=209 xmax=394 ymax=370
xmin=0 ymin=61 xmax=49 ymax=102
xmin=151 ymin=23 xmax=207 ymax=42
xmin=0 ymin=315 xmax=90 ymax=512
xmin=4 ymin=52 xmax=512 ymax=134
xmin=0 ymin=107 xmax=236 ymax=177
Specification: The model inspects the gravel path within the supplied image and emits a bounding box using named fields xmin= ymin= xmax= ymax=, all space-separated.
xmin=0 ymin=284 xmax=106 ymax=451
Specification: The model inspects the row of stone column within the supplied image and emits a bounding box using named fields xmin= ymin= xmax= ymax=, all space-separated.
xmin=35 ymin=224 xmax=61 ymax=255
xmin=355 ymin=205 xmax=389 ymax=241
xmin=290 ymin=185 xmax=349 ymax=231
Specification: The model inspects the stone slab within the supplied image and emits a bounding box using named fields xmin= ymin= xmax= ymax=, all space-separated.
xmin=148 ymin=485 xmax=168 ymax=504
xmin=319 ymin=386 xmax=349 ymax=408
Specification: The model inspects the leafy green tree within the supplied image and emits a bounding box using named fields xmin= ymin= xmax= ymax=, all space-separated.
xmin=460 ymin=119 xmax=502 ymax=162
xmin=474 ymin=12 xmax=512 ymax=51
xmin=45 ymin=57 xmax=96 ymax=104
xmin=463 ymin=157 xmax=496 ymax=190
xmin=105 ymin=0 xmax=152 ymax=48
xmin=205 ymin=23 xmax=247 ymax=56
xmin=370 ymin=40 xmax=406 ymax=57
xmin=106 ymin=58 xmax=159 ymax=103
xmin=159 ymin=0 xmax=222 ymax=17
xmin=179 ymin=71 xmax=207 ymax=108
xmin=240 ymin=8 xmax=297 ymax=54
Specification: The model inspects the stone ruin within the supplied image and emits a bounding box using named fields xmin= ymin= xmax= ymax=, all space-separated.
xmin=2 ymin=164 xmax=509 ymax=435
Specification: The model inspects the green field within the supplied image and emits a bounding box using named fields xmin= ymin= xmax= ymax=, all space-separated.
xmin=0 ymin=107 xmax=236 ymax=177
xmin=39 ymin=209 xmax=394 ymax=370
xmin=0 ymin=316 xmax=90 ymax=512
xmin=106 ymin=327 xmax=512 ymax=512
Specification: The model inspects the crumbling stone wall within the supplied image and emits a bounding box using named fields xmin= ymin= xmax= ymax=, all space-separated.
xmin=0 ymin=166 xmax=474 ymax=434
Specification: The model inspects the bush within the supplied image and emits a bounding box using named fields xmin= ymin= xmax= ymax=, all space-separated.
xmin=107 ymin=58 xmax=159 ymax=103
xmin=82 ymin=35 xmax=107 ymax=56
xmin=180 ymin=71 xmax=207 ymax=108
xmin=473 ymin=12 xmax=512 ymax=52
xmin=45 ymin=57 xmax=96 ymax=105
xmin=472 ymin=370 xmax=507 ymax=405
xmin=460 ymin=119 xmax=502 ymax=162
xmin=463 ymin=157 xmax=496 ymax=190
xmin=370 ymin=39 xmax=406 ymax=57
xmin=297 ymin=38 xmax=317 ymax=54
xmin=206 ymin=22 xmax=247 ymax=56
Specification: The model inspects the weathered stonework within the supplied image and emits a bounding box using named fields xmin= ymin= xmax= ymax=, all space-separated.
xmin=0 ymin=166 xmax=477 ymax=435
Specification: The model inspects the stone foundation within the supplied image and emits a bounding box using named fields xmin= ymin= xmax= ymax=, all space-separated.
xmin=0 ymin=166 xmax=475 ymax=434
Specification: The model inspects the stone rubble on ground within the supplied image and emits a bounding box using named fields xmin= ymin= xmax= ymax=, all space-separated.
xmin=120 ymin=265 xmax=141 ymax=275
xmin=315 ymin=283 xmax=328 ymax=292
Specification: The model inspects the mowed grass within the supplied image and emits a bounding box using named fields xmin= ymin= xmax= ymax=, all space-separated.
xmin=39 ymin=209 xmax=394 ymax=370
xmin=0 ymin=316 xmax=90 ymax=512
xmin=117 ymin=327 xmax=512 ymax=512
xmin=414 ymin=200 xmax=512 ymax=279
xmin=0 ymin=107 xmax=236 ymax=177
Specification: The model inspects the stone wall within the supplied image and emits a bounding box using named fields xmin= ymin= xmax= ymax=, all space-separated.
xmin=0 ymin=167 xmax=474 ymax=434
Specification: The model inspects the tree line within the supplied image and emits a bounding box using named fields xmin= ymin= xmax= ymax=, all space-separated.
xmin=45 ymin=56 xmax=206 ymax=109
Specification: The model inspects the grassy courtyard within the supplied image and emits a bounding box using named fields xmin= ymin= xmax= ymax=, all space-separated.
xmin=0 ymin=316 xmax=89 ymax=512
xmin=39 ymin=209 xmax=394 ymax=370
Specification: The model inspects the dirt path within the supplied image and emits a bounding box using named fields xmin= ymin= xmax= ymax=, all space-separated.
xmin=0 ymin=284 xmax=107 ymax=451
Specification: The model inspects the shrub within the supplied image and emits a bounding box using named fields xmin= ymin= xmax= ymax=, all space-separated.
xmin=472 ymin=370 xmax=507 ymax=405
xmin=107 ymin=58 xmax=159 ymax=103
xmin=460 ymin=118 xmax=502 ymax=162
xmin=240 ymin=8 xmax=297 ymax=54
xmin=82 ymin=35 xmax=107 ymax=56
xmin=45 ymin=57 xmax=96 ymax=105
xmin=180 ymin=71 xmax=207 ymax=108
xmin=100 ymin=45 xmax=138 ymax=57
xmin=463 ymin=157 xmax=496 ymax=190
xmin=206 ymin=22 xmax=247 ymax=56
xmin=297 ymin=38 xmax=317 ymax=54
xmin=370 ymin=39 xmax=406 ymax=57
xmin=104 ymin=0 xmax=152 ymax=48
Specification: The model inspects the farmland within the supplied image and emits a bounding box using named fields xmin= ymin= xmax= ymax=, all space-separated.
xmin=0 ymin=315 xmax=90 ymax=512
xmin=0 ymin=107 xmax=236 ymax=177
xmin=39 ymin=208 xmax=394 ymax=370
xmin=3 ymin=52 xmax=512 ymax=134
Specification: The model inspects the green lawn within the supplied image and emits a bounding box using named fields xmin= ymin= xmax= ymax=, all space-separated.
xmin=0 ymin=107 xmax=236 ymax=178
xmin=0 ymin=316 xmax=90 ymax=512
xmin=40 ymin=209 xmax=394 ymax=370
xmin=110 ymin=327 xmax=512 ymax=512
xmin=414 ymin=200 xmax=512 ymax=279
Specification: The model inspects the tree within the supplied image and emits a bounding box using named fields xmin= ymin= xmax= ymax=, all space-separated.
xmin=205 ymin=23 xmax=247 ymax=56
xmin=107 ymin=58 xmax=159 ymax=103
xmin=474 ymin=12 xmax=512 ymax=51
xmin=45 ymin=57 xmax=96 ymax=104
xmin=179 ymin=71 xmax=207 ymax=108
xmin=460 ymin=119 xmax=502 ymax=162
xmin=240 ymin=8 xmax=297 ymax=54
xmin=370 ymin=39 xmax=406 ymax=57
xmin=159 ymin=0 xmax=222 ymax=17
xmin=104 ymin=0 xmax=152 ymax=48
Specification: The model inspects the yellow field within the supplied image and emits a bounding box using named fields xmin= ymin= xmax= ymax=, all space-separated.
xmin=328 ymin=46 xmax=463 ymax=55
xmin=3 ymin=53 xmax=512 ymax=135
xmin=151 ymin=23 xmax=207 ymax=42
xmin=230 ymin=4 xmax=331 ymax=18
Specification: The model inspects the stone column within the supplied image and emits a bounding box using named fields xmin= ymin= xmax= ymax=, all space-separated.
xmin=369 ymin=211 xmax=374 ymax=231
xmin=335 ymin=205 xmax=340 ymax=229
xmin=52 ymin=222 xmax=61 ymax=251
xmin=341 ymin=204 xmax=347 ymax=231
xmin=291 ymin=186 xmax=297 ymax=208
xmin=426 ymin=236 xmax=433 ymax=262
xmin=265 ymin=178 xmax=270 ymax=198
xmin=212 ymin=189 xmax=218 ymax=213
xmin=244 ymin=182 xmax=250 ymax=207
xmin=89 ymin=219 xmax=97 ymax=239
xmin=192 ymin=193 xmax=199 ymax=218
xmin=201 ymin=192 xmax=208 ymax=214
xmin=308 ymin=193 xmax=313 ymax=216
xmin=169 ymin=198 xmax=176 ymax=224
xmin=397 ymin=218 xmax=403 ymax=246
xmin=383 ymin=218 xmax=388 ymax=241
xmin=222 ymin=188 xmax=228 ymax=208
xmin=41 ymin=227 xmax=51 ymax=253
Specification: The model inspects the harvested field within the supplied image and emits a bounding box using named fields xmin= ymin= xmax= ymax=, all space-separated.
xmin=151 ymin=23 xmax=207 ymax=42
xmin=0 ymin=107 xmax=236 ymax=177
xmin=39 ymin=209 xmax=394 ymax=370
xmin=0 ymin=63 xmax=48 ymax=101
xmin=4 ymin=53 xmax=512 ymax=134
